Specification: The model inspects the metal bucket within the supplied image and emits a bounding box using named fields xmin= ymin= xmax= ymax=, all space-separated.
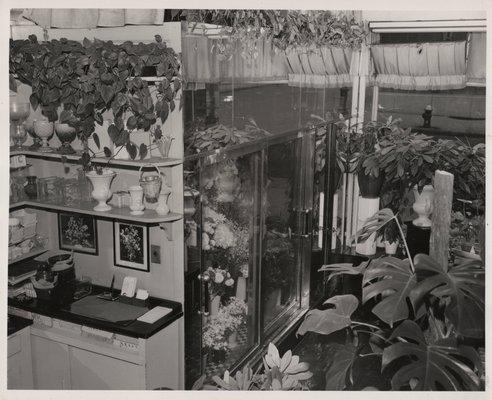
xmin=139 ymin=164 xmax=162 ymax=203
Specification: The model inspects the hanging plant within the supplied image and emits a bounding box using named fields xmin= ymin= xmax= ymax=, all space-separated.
xmin=10 ymin=34 xmax=181 ymax=168
xmin=181 ymin=9 xmax=367 ymax=59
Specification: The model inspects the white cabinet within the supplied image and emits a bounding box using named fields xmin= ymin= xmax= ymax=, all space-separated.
xmin=69 ymin=347 xmax=144 ymax=389
xmin=31 ymin=335 xmax=71 ymax=389
xmin=28 ymin=315 xmax=182 ymax=390
xmin=7 ymin=326 xmax=33 ymax=389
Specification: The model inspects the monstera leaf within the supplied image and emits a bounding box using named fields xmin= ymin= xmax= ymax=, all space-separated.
xmin=356 ymin=208 xmax=396 ymax=243
xmin=297 ymin=295 xmax=358 ymax=336
xmin=382 ymin=320 xmax=482 ymax=390
xmin=323 ymin=343 xmax=358 ymax=390
xmin=318 ymin=261 xmax=368 ymax=282
xmin=411 ymin=254 xmax=485 ymax=338
xmin=362 ymin=257 xmax=416 ymax=326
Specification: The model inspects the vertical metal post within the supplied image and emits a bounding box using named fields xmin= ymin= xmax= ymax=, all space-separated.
xmin=322 ymin=123 xmax=338 ymax=264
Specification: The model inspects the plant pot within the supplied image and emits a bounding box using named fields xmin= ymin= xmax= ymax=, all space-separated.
xmin=139 ymin=165 xmax=162 ymax=204
xmin=34 ymin=120 xmax=54 ymax=153
xmin=412 ymin=185 xmax=434 ymax=228
xmin=357 ymin=172 xmax=384 ymax=198
xmin=156 ymin=137 xmax=174 ymax=158
xmin=384 ymin=240 xmax=399 ymax=255
xmin=86 ymin=169 xmax=116 ymax=212
xmin=54 ymin=123 xmax=77 ymax=154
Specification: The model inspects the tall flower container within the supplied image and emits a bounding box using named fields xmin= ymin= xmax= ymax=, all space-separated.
xmin=86 ymin=169 xmax=116 ymax=211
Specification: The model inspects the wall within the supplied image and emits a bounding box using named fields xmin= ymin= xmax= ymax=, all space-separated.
xmin=10 ymin=23 xmax=185 ymax=303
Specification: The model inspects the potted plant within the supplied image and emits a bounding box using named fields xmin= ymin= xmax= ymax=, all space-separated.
xmin=296 ymin=208 xmax=484 ymax=391
xmin=382 ymin=219 xmax=399 ymax=255
xmin=10 ymin=34 xmax=181 ymax=168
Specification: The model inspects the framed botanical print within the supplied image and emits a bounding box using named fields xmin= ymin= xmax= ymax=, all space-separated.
xmin=58 ymin=212 xmax=98 ymax=255
xmin=113 ymin=221 xmax=149 ymax=272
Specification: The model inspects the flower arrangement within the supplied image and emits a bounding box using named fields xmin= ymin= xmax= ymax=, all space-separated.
xmin=203 ymin=297 xmax=247 ymax=351
xmin=202 ymin=206 xmax=238 ymax=251
xmin=119 ymin=225 xmax=142 ymax=262
xmin=64 ymin=216 xmax=92 ymax=247
xmin=205 ymin=266 xmax=235 ymax=297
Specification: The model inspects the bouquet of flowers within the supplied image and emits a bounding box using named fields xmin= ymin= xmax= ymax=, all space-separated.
xmin=205 ymin=266 xmax=235 ymax=297
xmin=203 ymin=297 xmax=247 ymax=351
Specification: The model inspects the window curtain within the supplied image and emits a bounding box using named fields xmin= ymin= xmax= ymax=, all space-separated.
xmin=21 ymin=9 xmax=165 ymax=28
xmin=182 ymin=35 xmax=289 ymax=88
xmin=466 ymin=33 xmax=486 ymax=86
xmin=285 ymin=47 xmax=354 ymax=88
xmin=370 ymin=41 xmax=467 ymax=90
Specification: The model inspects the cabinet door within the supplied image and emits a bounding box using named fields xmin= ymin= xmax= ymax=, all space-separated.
xmin=8 ymin=352 xmax=23 ymax=389
xmin=31 ymin=335 xmax=71 ymax=389
xmin=69 ymin=347 xmax=144 ymax=390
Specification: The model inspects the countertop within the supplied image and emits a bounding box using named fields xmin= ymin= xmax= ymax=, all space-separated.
xmin=8 ymin=314 xmax=33 ymax=336
xmin=8 ymin=284 xmax=183 ymax=339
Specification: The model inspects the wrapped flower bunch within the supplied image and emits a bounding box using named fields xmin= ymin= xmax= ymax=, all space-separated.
xmin=202 ymin=206 xmax=236 ymax=251
xmin=206 ymin=266 xmax=235 ymax=297
xmin=203 ymin=297 xmax=247 ymax=351
xmin=201 ymin=160 xmax=241 ymax=203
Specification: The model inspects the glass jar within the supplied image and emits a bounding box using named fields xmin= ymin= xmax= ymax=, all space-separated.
xmin=24 ymin=176 xmax=38 ymax=199
xmin=10 ymin=123 xmax=28 ymax=149
xmin=64 ymin=179 xmax=80 ymax=205
xmin=9 ymin=218 xmax=24 ymax=245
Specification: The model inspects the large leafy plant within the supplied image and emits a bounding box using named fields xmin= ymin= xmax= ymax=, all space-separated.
xmin=297 ymin=208 xmax=484 ymax=391
xmin=10 ymin=34 xmax=181 ymax=164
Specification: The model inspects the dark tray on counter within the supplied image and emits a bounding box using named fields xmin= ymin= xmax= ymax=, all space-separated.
xmin=9 ymin=283 xmax=182 ymax=339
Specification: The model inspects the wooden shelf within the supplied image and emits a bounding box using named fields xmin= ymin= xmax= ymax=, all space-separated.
xmin=8 ymin=246 xmax=48 ymax=266
xmin=10 ymin=199 xmax=182 ymax=224
xmin=10 ymin=147 xmax=182 ymax=169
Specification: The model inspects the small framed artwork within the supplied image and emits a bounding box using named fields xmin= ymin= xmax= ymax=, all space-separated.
xmin=58 ymin=212 xmax=98 ymax=255
xmin=113 ymin=222 xmax=149 ymax=272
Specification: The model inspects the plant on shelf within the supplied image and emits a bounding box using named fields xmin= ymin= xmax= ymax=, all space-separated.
xmin=10 ymin=34 xmax=181 ymax=168
xmin=296 ymin=208 xmax=484 ymax=391
xmin=185 ymin=118 xmax=270 ymax=155
xmin=449 ymin=210 xmax=484 ymax=259
xmin=193 ymin=342 xmax=312 ymax=390
xmin=180 ymin=10 xmax=366 ymax=59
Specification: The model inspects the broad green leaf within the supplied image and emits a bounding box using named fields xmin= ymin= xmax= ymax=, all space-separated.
xmin=382 ymin=320 xmax=482 ymax=390
xmin=323 ymin=343 xmax=358 ymax=390
xmin=297 ymin=295 xmax=359 ymax=336
xmin=411 ymin=254 xmax=485 ymax=338
xmin=356 ymin=208 xmax=395 ymax=243
xmin=362 ymin=257 xmax=416 ymax=326
xmin=318 ymin=261 xmax=368 ymax=282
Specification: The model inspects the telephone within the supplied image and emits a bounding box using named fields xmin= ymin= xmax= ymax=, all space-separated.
xmin=121 ymin=276 xmax=138 ymax=298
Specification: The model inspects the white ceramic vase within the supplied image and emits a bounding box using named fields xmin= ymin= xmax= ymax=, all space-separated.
xmin=129 ymin=185 xmax=145 ymax=215
xmin=384 ymin=240 xmax=399 ymax=255
xmin=86 ymin=169 xmax=116 ymax=211
xmin=156 ymin=185 xmax=171 ymax=215
xmin=412 ymin=185 xmax=434 ymax=228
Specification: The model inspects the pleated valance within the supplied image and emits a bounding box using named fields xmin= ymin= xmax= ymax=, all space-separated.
xmin=21 ymin=9 xmax=165 ymax=28
xmin=371 ymin=41 xmax=467 ymax=90
xmin=285 ymin=47 xmax=355 ymax=88
xmin=182 ymin=35 xmax=289 ymax=86
xmin=466 ymin=33 xmax=486 ymax=86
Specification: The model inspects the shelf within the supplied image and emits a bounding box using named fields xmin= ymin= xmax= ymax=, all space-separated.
xmin=10 ymin=199 xmax=183 ymax=224
xmin=9 ymin=246 xmax=48 ymax=266
xmin=10 ymin=163 xmax=32 ymax=172
xmin=10 ymin=147 xmax=182 ymax=169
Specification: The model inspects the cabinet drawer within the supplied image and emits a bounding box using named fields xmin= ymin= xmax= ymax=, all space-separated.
xmin=7 ymin=334 xmax=21 ymax=358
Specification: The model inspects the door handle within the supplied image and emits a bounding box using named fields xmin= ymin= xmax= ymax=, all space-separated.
xmin=197 ymin=273 xmax=210 ymax=316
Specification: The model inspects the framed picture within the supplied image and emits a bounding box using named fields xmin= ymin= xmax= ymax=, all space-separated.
xmin=58 ymin=212 xmax=98 ymax=255
xmin=113 ymin=222 xmax=149 ymax=272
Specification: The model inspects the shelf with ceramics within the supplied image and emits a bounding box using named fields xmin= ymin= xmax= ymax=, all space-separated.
xmin=10 ymin=147 xmax=183 ymax=169
xmin=9 ymin=198 xmax=182 ymax=225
